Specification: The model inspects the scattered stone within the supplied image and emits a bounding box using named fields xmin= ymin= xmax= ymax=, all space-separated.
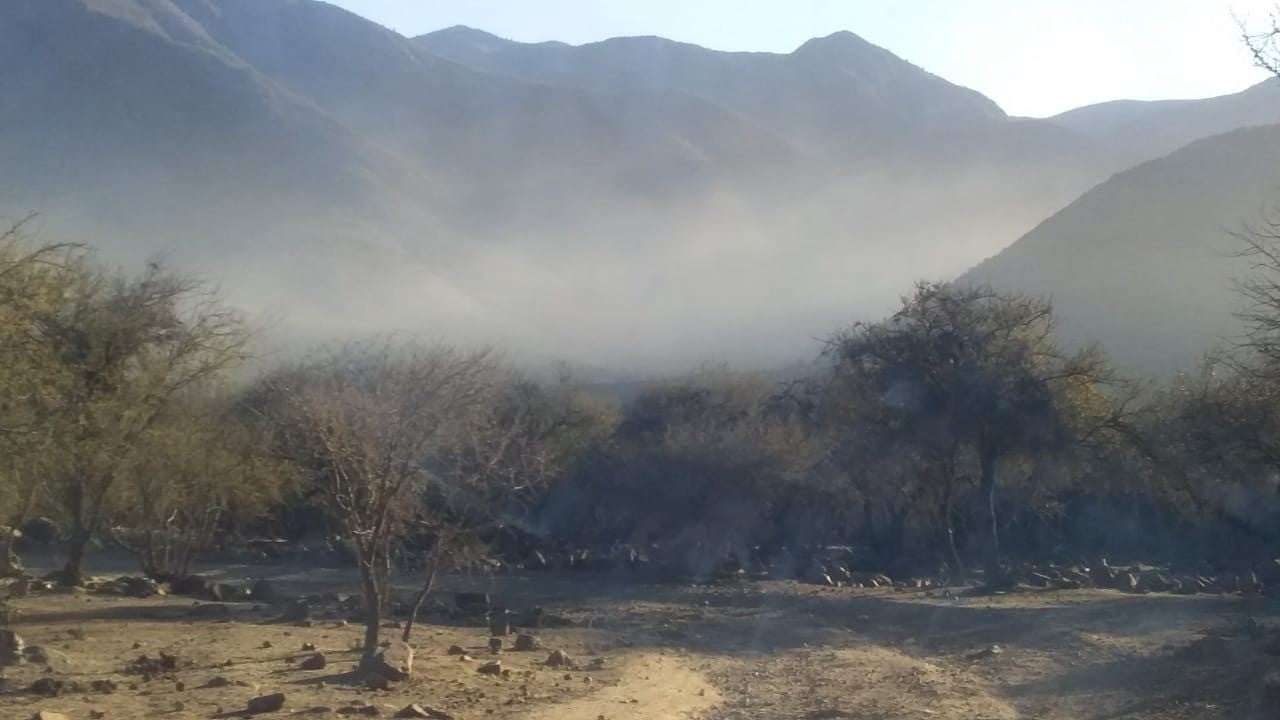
xmin=246 ymin=692 xmax=287 ymax=714
xmin=477 ymin=660 xmax=502 ymax=675
xmin=967 ymin=644 xmax=1003 ymax=660
xmin=394 ymin=704 xmax=454 ymax=719
xmin=446 ymin=645 xmax=466 ymax=656
xmin=170 ymin=575 xmax=209 ymax=597
xmin=0 ymin=628 xmax=25 ymax=665
xmin=488 ymin=609 xmax=510 ymax=636
xmin=125 ymin=652 xmax=179 ymax=676
xmin=299 ymin=652 xmax=327 ymax=671
xmin=1120 ymin=573 xmax=1140 ymax=593
xmin=276 ymin=599 xmax=311 ymax=624
xmin=187 ymin=603 xmax=232 ymax=619
xmin=29 ymin=677 xmax=67 ymax=697
xmin=545 ymin=649 xmax=574 ymax=668
xmin=514 ymin=634 xmax=540 ymax=652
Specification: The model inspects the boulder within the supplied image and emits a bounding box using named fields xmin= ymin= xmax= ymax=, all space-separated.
xmin=247 ymin=692 xmax=287 ymax=714
xmin=514 ymin=634 xmax=540 ymax=652
xmin=476 ymin=660 xmax=502 ymax=675
xmin=545 ymin=649 xmax=574 ymax=668
xmin=299 ymin=652 xmax=327 ymax=671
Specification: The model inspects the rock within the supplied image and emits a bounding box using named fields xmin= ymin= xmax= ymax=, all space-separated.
xmin=488 ymin=637 xmax=502 ymax=653
xmin=110 ymin=576 xmax=163 ymax=598
xmin=202 ymin=676 xmax=234 ymax=688
xmin=1120 ymin=573 xmax=1141 ymax=593
xmin=24 ymin=645 xmax=71 ymax=671
xmin=247 ymin=692 xmax=287 ymax=714
xmin=395 ymin=705 xmax=454 ymax=719
xmin=368 ymin=642 xmax=414 ymax=682
xmin=29 ymin=712 xmax=69 ymax=720
xmin=187 ymin=603 xmax=232 ymax=619
xmin=252 ymin=579 xmax=279 ymax=602
xmin=301 ymin=642 xmax=317 ymax=651
xmin=29 ymin=677 xmax=66 ymax=697
xmin=967 ymin=644 xmax=1003 ymax=660
xmin=339 ymin=705 xmax=382 ymax=716
xmin=488 ymin=609 xmax=510 ymax=636
xmin=0 ymin=628 xmax=25 ymax=665
xmin=276 ymin=599 xmax=311 ymax=624
xmin=19 ymin=517 xmax=59 ymax=545
xmin=1028 ymin=572 xmax=1053 ymax=588
xmin=514 ymin=633 xmax=540 ymax=652
xmin=476 ymin=660 xmax=502 ymax=675
xmin=446 ymin=645 xmax=466 ymax=655
xmin=299 ymin=652 xmax=327 ymax=670
xmin=545 ymin=649 xmax=574 ymax=668
xmin=90 ymin=679 xmax=118 ymax=693
xmin=169 ymin=575 xmax=209 ymax=597
xmin=208 ymin=582 xmax=250 ymax=602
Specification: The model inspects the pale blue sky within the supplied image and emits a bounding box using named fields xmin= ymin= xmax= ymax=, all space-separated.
xmin=329 ymin=0 xmax=1277 ymax=117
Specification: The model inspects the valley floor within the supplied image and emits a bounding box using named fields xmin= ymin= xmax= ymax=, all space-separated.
xmin=2 ymin=569 xmax=1278 ymax=719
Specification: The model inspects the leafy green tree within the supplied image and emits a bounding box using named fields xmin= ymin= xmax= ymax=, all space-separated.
xmin=40 ymin=261 xmax=249 ymax=585
xmin=0 ymin=219 xmax=79 ymax=575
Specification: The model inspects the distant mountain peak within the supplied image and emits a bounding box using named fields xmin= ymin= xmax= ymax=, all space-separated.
xmin=792 ymin=30 xmax=882 ymax=58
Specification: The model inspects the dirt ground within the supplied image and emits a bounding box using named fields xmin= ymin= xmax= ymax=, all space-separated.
xmin=2 ymin=567 xmax=1280 ymax=720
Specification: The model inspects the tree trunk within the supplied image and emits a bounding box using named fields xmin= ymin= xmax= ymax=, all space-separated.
xmin=401 ymin=559 xmax=438 ymax=644
xmin=941 ymin=475 xmax=964 ymax=585
xmin=356 ymin=547 xmax=383 ymax=672
xmin=979 ymin=442 xmax=1001 ymax=580
xmin=57 ymin=479 xmax=89 ymax=586
xmin=60 ymin=525 xmax=89 ymax=587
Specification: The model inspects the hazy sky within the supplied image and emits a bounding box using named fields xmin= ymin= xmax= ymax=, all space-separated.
xmin=329 ymin=0 xmax=1277 ymax=117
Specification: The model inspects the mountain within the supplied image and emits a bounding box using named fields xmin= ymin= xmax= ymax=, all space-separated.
xmin=3 ymin=2 xmax=1269 ymax=371
xmin=960 ymin=124 xmax=1280 ymax=374
xmin=1048 ymin=79 xmax=1280 ymax=168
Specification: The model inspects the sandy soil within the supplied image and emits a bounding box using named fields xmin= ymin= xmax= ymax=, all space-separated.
xmin=2 ymin=569 xmax=1279 ymax=719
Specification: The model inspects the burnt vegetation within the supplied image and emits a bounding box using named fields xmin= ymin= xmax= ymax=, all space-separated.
xmin=4 ymin=213 xmax=1280 ymax=665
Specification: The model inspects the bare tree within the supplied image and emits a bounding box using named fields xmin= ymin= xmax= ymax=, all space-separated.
xmin=267 ymin=341 xmax=499 ymax=672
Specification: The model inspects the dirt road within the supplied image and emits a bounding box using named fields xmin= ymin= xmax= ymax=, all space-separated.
xmin=2 ymin=573 xmax=1277 ymax=719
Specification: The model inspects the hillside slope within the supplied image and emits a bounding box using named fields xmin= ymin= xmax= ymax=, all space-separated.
xmin=960 ymin=124 xmax=1280 ymax=374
